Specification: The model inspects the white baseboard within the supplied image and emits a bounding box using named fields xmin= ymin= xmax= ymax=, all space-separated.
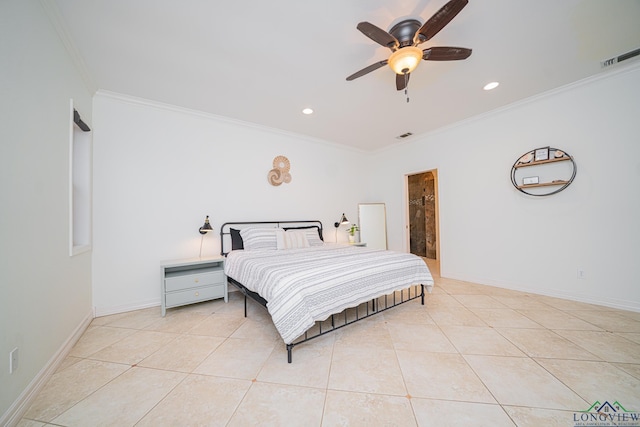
xmin=93 ymin=299 xmax=160 ymax=318
xmin=441 ymin=273 xmax=640 ymax=313
xmin=93 ymin=290 xmax=241 ymax=318
xmin=0 ymin=309 xmax=93 ymax=427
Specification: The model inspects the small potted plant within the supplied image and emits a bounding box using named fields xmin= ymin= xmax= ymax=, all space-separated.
xmin=347 ymin=224 xmax=359 ymax=243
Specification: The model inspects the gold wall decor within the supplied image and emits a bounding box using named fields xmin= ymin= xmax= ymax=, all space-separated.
xmin=268 ymin=155 xmax=292 ymax=186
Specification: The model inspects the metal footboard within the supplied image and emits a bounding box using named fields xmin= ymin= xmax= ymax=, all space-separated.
xmin=228 ymin=277 xmax=425 ymax=363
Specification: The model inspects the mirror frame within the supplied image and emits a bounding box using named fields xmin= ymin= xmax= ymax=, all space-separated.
xmin=358 ymin=203 xmax=388 ymax=250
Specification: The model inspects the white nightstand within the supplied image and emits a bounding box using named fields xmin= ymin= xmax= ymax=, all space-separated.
xmin=160 ymin=256 xmax=227 ymax=316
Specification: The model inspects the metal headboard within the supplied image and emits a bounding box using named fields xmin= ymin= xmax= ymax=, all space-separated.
xmin=220 ymin=220 xmax=323 ymax=256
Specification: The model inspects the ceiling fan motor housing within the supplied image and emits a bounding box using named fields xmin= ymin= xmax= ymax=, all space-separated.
xmin=389 ymin=19 xmax=425 ymax=48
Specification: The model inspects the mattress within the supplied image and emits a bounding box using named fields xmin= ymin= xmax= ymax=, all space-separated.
xmin=224 ymin=244 xmax=434 ymax=344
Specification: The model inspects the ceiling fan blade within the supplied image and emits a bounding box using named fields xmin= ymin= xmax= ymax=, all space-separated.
xmin=346 ymin=60 xmax=389 ymax=81
xmin=396 ymin=73 xmax=410 ymax=91
xmin=357 ymin=22 xmax=400 ymax=51
xmin=423 ymin=46 xmax=472 ymax=61
xmin=414 ymin=0 xmax=468 ymax=44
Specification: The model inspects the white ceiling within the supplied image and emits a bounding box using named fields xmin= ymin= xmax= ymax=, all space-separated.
xmin=50 ymin=0 xmax=640 ymax=151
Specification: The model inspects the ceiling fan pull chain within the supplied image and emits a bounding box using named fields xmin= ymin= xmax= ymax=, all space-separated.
xmin=404 ymin=72 xmax=410 ymax=103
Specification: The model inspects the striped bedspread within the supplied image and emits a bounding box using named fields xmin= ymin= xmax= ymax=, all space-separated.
xmin=224 ymin=244 xmax=434 ymax=344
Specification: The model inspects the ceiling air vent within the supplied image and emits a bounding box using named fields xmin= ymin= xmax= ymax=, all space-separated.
xmin=396 ymin=132 xmax=413 ymax=140
xmin=601 ymin=47 xmax=640 ymax=69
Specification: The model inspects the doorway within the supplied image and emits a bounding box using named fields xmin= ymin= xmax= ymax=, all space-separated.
xmin=406 ymin=170 xmax=439 ymax=263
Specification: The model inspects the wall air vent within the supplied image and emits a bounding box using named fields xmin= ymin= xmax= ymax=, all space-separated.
xmin=601 ymin=47 xmax=640 ymax=69
xmin=396 ymin=132 xmax=413 ymax=140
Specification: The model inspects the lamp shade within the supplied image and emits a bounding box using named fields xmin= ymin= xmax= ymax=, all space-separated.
xmin=334 ymin=213 xmax=349 ymax=228
xmin=388 ymin=46 xmax=423 ymax=75
xmin=199 ymin=216 xmax=213 ymax=234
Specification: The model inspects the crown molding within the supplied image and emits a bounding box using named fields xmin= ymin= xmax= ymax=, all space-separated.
xmin=373 ymin=60 xmax=640 ymax=155
xmin=95 ymin=90 xmax=368 ymax=154
xmin=40 ymin=0 xmax=97 ymax=95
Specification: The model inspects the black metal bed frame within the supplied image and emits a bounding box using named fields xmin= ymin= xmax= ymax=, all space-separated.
xmin=220 ymin=220 xmax=426 ymax=363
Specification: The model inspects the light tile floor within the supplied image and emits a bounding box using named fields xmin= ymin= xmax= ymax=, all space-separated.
xmin=18 ymin=261 xmax=640 ymax=426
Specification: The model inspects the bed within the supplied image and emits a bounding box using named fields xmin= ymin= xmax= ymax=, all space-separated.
xmin=220 ymin=220 xmax=434 ymax=362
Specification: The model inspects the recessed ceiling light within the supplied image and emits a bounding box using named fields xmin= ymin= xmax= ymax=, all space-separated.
xmin=302 ymin=108 xmax=314 ymax=115
xmin=483 ymin=82 xmax=499 ymax=91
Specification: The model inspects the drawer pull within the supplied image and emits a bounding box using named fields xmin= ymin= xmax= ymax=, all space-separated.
xmin=195 ymin=291 xmax=199 ymax=297
xmin=194 ymin=278 xmax=199 ymax=283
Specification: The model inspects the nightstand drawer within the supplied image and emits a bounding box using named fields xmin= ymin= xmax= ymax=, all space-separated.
xmin=165 ymin=270 xmax=225 ymax=292
xmin=165 ymin=284 xmax=226 ymax=307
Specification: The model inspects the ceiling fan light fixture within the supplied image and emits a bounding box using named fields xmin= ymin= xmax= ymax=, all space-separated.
xmin=388 ymin=46 xmax=423 ymax=75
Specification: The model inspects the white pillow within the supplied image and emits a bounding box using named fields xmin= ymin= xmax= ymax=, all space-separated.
xmin=303 ymin=229 xmax=324 ymax=246
xmin=240 ymin=228 xmax=278 ymax=250
xmin=277 ymin=230 xmax=310 ymax=250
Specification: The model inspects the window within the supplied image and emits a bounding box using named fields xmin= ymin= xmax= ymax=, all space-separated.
xmin=69 ymin=99 xmax=92 ymax=256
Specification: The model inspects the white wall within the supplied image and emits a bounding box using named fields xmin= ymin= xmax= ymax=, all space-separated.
xmin=369 ymin=63 xmax=640 ymax=311
xmin=0 ymin=0 xmax=93 ymax=422
xmin=92 ymin=92 xmax=368 ymax=315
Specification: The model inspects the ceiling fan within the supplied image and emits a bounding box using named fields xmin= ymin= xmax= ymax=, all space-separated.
xmin=346 ymin=0 xmax=472 ymax=92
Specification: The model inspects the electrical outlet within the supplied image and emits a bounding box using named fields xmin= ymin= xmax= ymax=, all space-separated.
xmin=577 ymin=269 xmax=586 ymax=280
xmin=9 ymin=347 xmax=18 ymax=374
